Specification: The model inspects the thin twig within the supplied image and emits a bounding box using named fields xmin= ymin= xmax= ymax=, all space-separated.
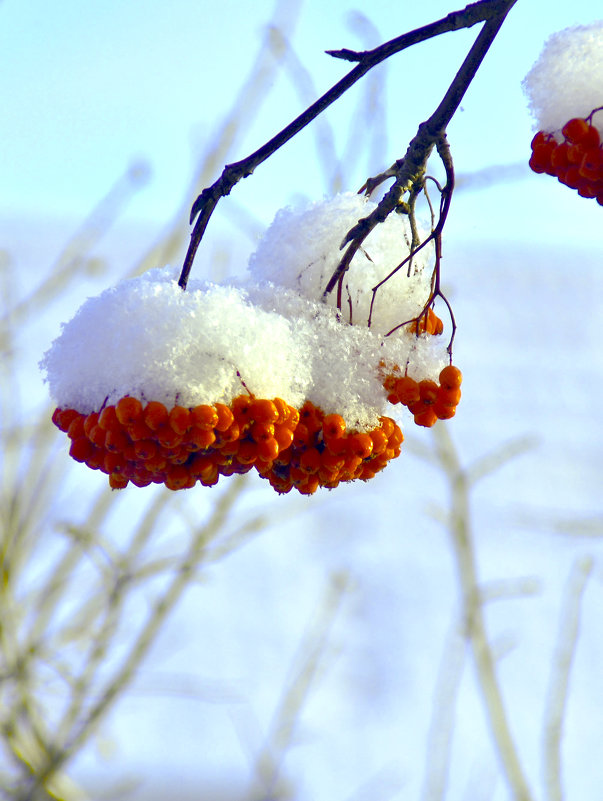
xmin=323 ymin=4 xmax=516 ymax=309
xmin=179 ymin=0 xmax=517 ymax=289
xmin=18 ymin=478 xmax=246 ymax=800
xmin=433 ymin=425 xmax=535 ymax=801
xmin=542 ymin=555 xmax=593 ymax=801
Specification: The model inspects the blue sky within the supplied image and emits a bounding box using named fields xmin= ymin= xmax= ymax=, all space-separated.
xmin=2 ymin=0 xmax=602 ymax=250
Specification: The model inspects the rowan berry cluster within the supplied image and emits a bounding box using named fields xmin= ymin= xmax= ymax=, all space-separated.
xmin=52 ymin=395 xmax=403 ymax=496
xmin=383 ymin=365 xmax=462 ymax=428
xmin=529 ymin=113 xmax=603 ymax=203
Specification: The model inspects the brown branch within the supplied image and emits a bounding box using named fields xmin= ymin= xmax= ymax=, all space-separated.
xmin=322 ymin=2 xmax=516 ymax=301
xmin=179 ymin=0 xmax=518 ymax=289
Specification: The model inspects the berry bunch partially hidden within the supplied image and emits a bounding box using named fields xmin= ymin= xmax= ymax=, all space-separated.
xmin=52 ymin=395 xmax=403 ymax=496
xmin=529 ymin=114 xmax=603 ymax=203
xmin=383 ymin=365 xmax=462 ymax=428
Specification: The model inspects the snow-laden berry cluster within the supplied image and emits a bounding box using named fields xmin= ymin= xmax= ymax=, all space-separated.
xmin=523 ymin=21 xmax=603 ymax=203
xmin=41 ymin=193 xmax=462 ymax=495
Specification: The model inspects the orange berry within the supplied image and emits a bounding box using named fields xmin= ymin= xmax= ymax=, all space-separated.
xmin=88 ymin=424 xmax=107 ymax=448
xmin=191 ymin=405 xmax=219 ymax=430
xmin=414 ymin=408 xmax=438 ymax=427
xmin=562 ymin=118 xmax=591 ymax=144
xmin=299 ymin=448 xmax=321 ymax=474
xmin=284 ymin=406 xmax=300 ymax=428
xmin=67 ymin=415 xmax=86 ymax=440
xmin=437 ymin=387 xmax=461 ymax=407
xmin=116 ymin=396 xmax=143 ymax=426
xmin=165 ymin=465 xmax=192 ymax=491
xmin=190 ymin=428 xmax=217 ymax=450
xmin=144 ymin=401 xmax=168 ymax=430
xmin=419 ymin=380 xmax=439 ymax=405
xmin=347 ymin=433 xmax=374 ymax=460
xmin=142 ymin=454 xmax=167 ymax=473
xmin=98 ymin=406 xmax=119 ymax=432
xmin=439 ymin=365 xmax=462 ymax=390
xmin=219 ymin=421 xmax=241 ymax=444
xmin=433 ymin=402 xmax=456 ymax=420
xmin=579 ymin=147 xmax=603 ymax=181
xmin=105 ymin=428 xmax=129 ymax=453
xmin=408 ymin=308 xmax=443 ymax=336
xmin=219 ymin=439 xmax=240 ymax=456
xmin=550 ymin=141 xmax=570 ymax=169
xmin=257 ymin=436 xmax=280 ymax=463
xmin=369 ymin=428 xmax=388 ymax=455
xmin=189 ymin=453 xmax=216 ymax=479
xmin=293 ymin=423 xmax=310 ymax=447
xmin=270 ymin=477 xmax=293 ymax=495
xmin=109 ymin=473 xmax=129 ymax=490
xmin=320 ymin=450 xmax=345 ymax=473
xmin=155 ymin=424 xmax=182 ymax=448
xmin=379 ymin=417 xmax=395 ymax=438
xmin=200 ymin=465 xmax=220 ymax=486
xmin=214 ymin=403 xmax=235 ymax=432
xmin=341 ymin=454 xmax=363 ymax=478
xmin=69 ymin=436 xmax=93 ymax=463
xmin=272 ymin=397 xmax=289 ymax=423
xmin=394 ymin=376 xmax=420 ymax=406
xmin=55 ymin=408 xmax=80 ymax=432
xmin=126 ymin=420 xmax=154 ymax=441
xmin=273 ymin=446 xmax=292 ymax=466
xmin=169 ymin=405 xmax=191 ymax=435
xmin=300 ymin=401 xmax=323 ymax=433
xmin=322 ymin=414 xmax=346 ymax=439
xmin=134 ymin=440 xmax=158 ymax=460
xmin=103 ymin=452 xmax=126 ymax=474
xmin=249 ymin=399 xmax=279 ymax=424
xmin=232 ymin=395 xmax=254 ymax=426
xmin=250 ymin=421 xmax=275 ymax=442
xmin=86 ymin=446 xmax=104 ymax=470
xmin=318 ymin=468 xmax=340 ymax=486
xmin=274 ymin=423 xmax=294 ymax=450
xmin=237 ymin=440 xmax=258 ymax=465
xmin=83 ymin=412 xmax=99 ymax=438
xmin=297 ymin=476 xmax=320 ymax=495
xmin=388 ymin=424 xmax=404 ymax=448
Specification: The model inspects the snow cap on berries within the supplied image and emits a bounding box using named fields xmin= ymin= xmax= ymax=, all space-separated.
xmin=41 ymin=195 xmax=450 ymax=432
xmin=248 ymin=192 xmax=434 ymax=334
xmin=523 ymin=21 xmax=603 ymax=137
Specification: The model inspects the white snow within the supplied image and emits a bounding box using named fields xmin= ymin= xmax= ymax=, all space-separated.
xmin=523 ymin=21 xmax=603 ymax=136
xmin=40 ymin=195 xmax=449 ymax=431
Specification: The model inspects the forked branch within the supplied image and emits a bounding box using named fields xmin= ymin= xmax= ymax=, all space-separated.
xmin=178 ymin=0 xmax=518 ymax=289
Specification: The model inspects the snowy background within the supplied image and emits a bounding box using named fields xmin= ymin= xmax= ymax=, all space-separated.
xmin=1 ymin=1 xmax=603 ymax=800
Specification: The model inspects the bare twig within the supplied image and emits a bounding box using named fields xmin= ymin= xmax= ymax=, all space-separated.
xmin=432 ymin=425 xmax=535 ymax=801
xmin=542 ymin=555 xmax=593 ymax=801
xmin=324 ymin=3 xmax=516 ymax=324
xmin=179 ymin=0 xmax=518 ymax=289
xmin=17 ymin=478 xmax=247 ymax=800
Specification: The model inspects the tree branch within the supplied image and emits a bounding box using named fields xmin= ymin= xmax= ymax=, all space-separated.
xmin=178 ymin=0 xmax=518 ymax=289
xmin=322 ymin=3 xmax=516 ymax=302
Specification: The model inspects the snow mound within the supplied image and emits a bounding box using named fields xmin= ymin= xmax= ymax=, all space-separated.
xmin=523 ymin=21 xmax=603 ymax=136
